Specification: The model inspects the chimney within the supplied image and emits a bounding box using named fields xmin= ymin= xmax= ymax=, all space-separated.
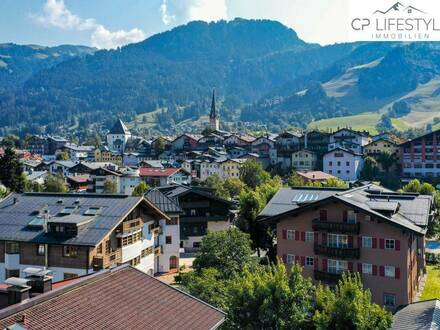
xmin=23 ymin=268 xmax=53 ymax=294
xmin=5 ymin=279 xmax=32 ymax=306
xmin=13 ymin=197 xmax=17 ymax=205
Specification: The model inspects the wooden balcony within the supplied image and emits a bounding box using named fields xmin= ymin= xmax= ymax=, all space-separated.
xmin=312 ymin=219 xmax=360 ymax=234
xmin=314 ymin=270 xmax=342 ymax=285
xmin=121 ymin=218 xmax=143 ymax=233
xmin=314 ymin=243 xmax=360 ymax=259
xmin=154 ymin=245 xmax=162 ymax=255
xmin=151 ymin=226 xmax=162 ymax=236
xmin=92 ymin=249 xmax=122 ymax=271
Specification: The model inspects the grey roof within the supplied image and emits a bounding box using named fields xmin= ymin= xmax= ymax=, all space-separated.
xmin=145 ymin=189 xmax=182 ymax=214
xmin=392 ymin=299 xmax=440 ymax=330
xmin=109 ymin=119 xmax=130 ymax=135
xmin=260 ymin=184 xmax=432 ymax=235
xmin=0 ymin=193 xmax=147 ymax=246
xmin=25 ymin=171 xmax=47 ymax=182
xmin=259 ymin=187 xmax=345 ymax=218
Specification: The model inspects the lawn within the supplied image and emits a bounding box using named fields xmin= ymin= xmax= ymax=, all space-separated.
xmin=420 ymin=265 xmax=440 ymax=301
xmin=307 ymin=112 xmax=381 ymax=134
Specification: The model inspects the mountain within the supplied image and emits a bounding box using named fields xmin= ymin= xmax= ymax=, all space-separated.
xmin=0 ymin=43 xmax=96 ymax=90
xmin=0 ymin=18 xmax=361 ymax=136
xmin=1 ymin=19 xmax=440 ymax=137
xmin=374 ymin=2 xmax=405 ymax=14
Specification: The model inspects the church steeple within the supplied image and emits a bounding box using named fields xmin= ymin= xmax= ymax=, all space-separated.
xmin=209 ymin=89 xmax=219 ymax=131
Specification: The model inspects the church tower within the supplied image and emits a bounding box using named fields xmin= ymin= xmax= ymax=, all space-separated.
xmin=209 ymin=89 xmax=220 ymax=131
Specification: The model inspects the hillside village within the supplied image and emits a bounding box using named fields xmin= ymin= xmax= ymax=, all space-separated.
xmin=0 ymin=90 xmax=439 ymax=328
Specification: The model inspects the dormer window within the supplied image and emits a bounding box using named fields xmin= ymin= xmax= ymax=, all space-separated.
xmin=84 ymin=207 xmax=102 ymax=216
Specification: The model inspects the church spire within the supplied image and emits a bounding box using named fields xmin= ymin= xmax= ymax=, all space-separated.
xmin=209 ymin=89 xmax=220 ymax=131
xmin=210 ymin=89 xmax=217 ymax=119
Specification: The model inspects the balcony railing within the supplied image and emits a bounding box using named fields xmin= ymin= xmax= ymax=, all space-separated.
xmin=314 ymin=270 xmax=342 ymax=285
xmin=154 ymin=245 xmax=163 ymax=255
xmin=314 ymin=243 xmax=360 ymax=259
xmin=312 ymin=219 xmax=360 ymax=234
xmin=151 ymin=226 xmax=162 ymax=236
xmin=122 ymin=218 xmax=143 ymax=234
xmin=92 ymin=249 xmax=122 ymax=270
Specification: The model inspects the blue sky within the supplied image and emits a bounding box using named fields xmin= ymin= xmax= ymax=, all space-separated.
xmin=0 ymin=0 xmax=349 ymax=48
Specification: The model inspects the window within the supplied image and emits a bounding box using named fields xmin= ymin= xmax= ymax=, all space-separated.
xmin=328 ymin=234 xmax=348 ymax=248
xmin=385 ymin=266 xmax=395 ymax=278
xmin=5 ymin=269 xmax=19 ymax=279
xmin=385 ymin=239 xmax=395 ymax=250
xmin=193 ymin=242 xmax=201 ymax=248
xmin=306 ymin=257 xmax=314 ymax=267
xmin=328 ymin=161 xmax=333 ymax=166
xmin=305 ymin=232 xmax=314 ymax=242
xmin=346 ymin=161 xmax=350 ymax=166
xmin=166 ymin=236 xmax=172 ymax=244
xmin=190 ymin=209 xmax=196 ymax=216
xmin=287 ymin=230 xmax=295 ymax=240
xmin=362 ymin=263 xmax=372 ymax=275
xmin=362 ymin=236 xmax=372 ymax=248
xmin=37 ymin=244 xmax=45 ymax=256
xmin=97 ymin=243 xmax=102 ymax=254
xmin=63 ymin=246 xmax=78 ymax=258
xmin=130 ymin=256 xmax=141 ymax=266
xmin=384 ymin=294 xmax=396 ymax=307
xmin=64 ymin=273 xmax=78 ymax=280
xmin=105 ymin=240 xmax=111 ymax=253
xmin=347 ymin=210 xmax=357 ymax=224
xmin=5 ymin=242 xmax=19 ymax=254
xmin=328 ymin=259 xmax=347 ymax=274
xmin=287 ymin=254 xmax=295 ymax=264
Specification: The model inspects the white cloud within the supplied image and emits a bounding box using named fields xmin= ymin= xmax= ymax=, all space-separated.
xmin=160 ymin=0 xmax=228 ymax=26
xmin=31 ymin=0 xmax=146 ymax=49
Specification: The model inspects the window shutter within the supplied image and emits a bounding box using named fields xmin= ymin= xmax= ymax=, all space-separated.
xmin=372 ymin=238 xmax=377 ymax=249
xmin=358 ymin=236 xmax=362 ymax=248
xmin=314 ymin=232 xmax=319 ymax=242
xmin=295 ymin=256 xmax=300 ymax=264
xmin=295 ymin=231 xmax=300 ymax=241
xmin=322 ymin=233 xmax=327 ymax=246
xmin=348 ymin=235 xmax=353 ymax=248
xmin=395 ymin=267 xmax=400 ymax=279
xmin=348 ymin=262 xmax=353 ymax=272
xmin=282 ymin=229 xmax=287 ymax=240
xmin=301 ymin=231 xmax=305 ymax=241
xmin=395 ymin=240 xmax=400 ymax=251
xmin=314 ymin=257 xmax=319 ymax=270
xmin=343 ymin=210 xmax=348 ymax=223
xmin=379 ymin=265 xmax=385 ymax=277
xmin=372 ymin=265 xmax=377 ymax=276
xmin=379 ymin=238 xmax=384 ymax=249
xmin=357 ymin=263 xmax=362 ymax=273
xmin=319 ymin=210 xmax=327 ymax=221
xmin=301 ymin=256 xmax=305 ymax=266
xmin=282 ymin=254 xmax=287 ymax=263
xmin=322 ymin=258 xmax=328 ymax=271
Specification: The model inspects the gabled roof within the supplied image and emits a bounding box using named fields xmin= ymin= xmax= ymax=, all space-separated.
xmin=331 ymin=127 xmax=370 ymax=137
xmin=324 ymin=147 xmax=363 ymax=157
xmin=260 ymin=184 xmax=431 ymax=235
xmin=0 ymin=265 xmax=226 ymax=330
xmin=399 ymin=128 xmax=440 ymax=147
xmin=145 ymin=188 xmax=182 ymax=214
xmin=109 ymin=119 xmax=130 ymax=135
xmin=139 ymin=167 xmax=185 ymax=177
xmin=0 ymin=193 xmax=167 ymax=246
xmin=392 ymin=299 xmax=440 ymax=330
xmin=296 ymin=171 xmax=335 ymax=181
xmin=157 ymin=185 xmax=233 ymax=206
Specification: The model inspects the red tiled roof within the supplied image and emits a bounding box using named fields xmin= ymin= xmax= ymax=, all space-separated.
xmin=66 ymin=174 xmax=90 ymax=183
xmin=139 ymin=167 xmax=180 ymax=177
xmin=0 ymin=265 xmax=225 ymax=330
xmin=296 ymin=171 xmax=336 ymax=181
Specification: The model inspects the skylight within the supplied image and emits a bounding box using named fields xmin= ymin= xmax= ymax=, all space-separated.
xmin=84 ymin=207 xmax=102 ymax=216
xmin=60 ymin=206 xmax=77 ymax=215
